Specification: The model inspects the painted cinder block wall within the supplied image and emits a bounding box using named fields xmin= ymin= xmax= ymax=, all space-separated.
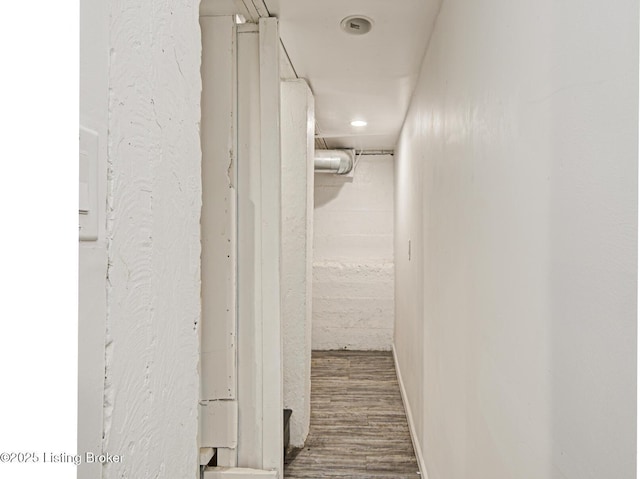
xmin=394 ymin=0 xmax=638 ymax=477
xmin=313 ymin=154 xmax=394 ymax=350
xmin=102 ymin=0 xmax=203 ymax=478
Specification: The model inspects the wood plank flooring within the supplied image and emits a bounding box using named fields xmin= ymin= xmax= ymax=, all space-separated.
xmin=284 ymin=351 xmax=420 ymax=479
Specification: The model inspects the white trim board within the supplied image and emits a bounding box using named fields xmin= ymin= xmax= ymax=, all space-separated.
xmin=203 ymin=467 xmax=277 ymax=479
xmin=236 ymin=18 xmax=283 ymax=476
xmin=392 ymin=344 xmax=428 ymax=479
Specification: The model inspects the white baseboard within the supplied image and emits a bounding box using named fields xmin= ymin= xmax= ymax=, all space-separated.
xmin=392 ymin=344 xmax=428 ymax=479
xmin=203 ymin=467 xmax=277 ymax=479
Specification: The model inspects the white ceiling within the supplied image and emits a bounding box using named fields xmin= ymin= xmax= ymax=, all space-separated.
xmin=265 ymin=0 xmax=442 ymax=151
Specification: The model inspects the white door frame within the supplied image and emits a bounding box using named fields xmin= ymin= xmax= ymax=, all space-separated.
xmin=200 ymin=12 xmax=283 ymax=477
xmin=236 ymin=17 xmax=283 ymax=476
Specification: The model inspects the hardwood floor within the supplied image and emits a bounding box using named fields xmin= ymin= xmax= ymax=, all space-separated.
xmin=284 ymin=351 xmax=420 ymax=479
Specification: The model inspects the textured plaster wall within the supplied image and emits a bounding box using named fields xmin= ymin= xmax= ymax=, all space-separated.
xmin=281 ymin=80 xmax=314 ymax=447
xmin=394 ymin=0 xmax=638 ymax=477
xmin=103 ymin=1 xmax=202 ymax=478
xmin=313 ymin=155 xmax=394 ymax=350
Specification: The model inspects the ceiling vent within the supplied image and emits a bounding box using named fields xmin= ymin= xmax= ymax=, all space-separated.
xmin=340 ymin=16 xmax=373 ymax=35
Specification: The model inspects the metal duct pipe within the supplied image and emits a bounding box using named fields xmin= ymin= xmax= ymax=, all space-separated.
xmin=314 ymin=149 xmax=354 ymax=175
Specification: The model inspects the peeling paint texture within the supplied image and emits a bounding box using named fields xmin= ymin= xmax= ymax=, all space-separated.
xmin=104 ymin=1 xmax=202 ymax=478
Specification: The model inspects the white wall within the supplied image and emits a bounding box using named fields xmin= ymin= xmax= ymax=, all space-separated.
xmin=394 ymin=0 xmax=637 ymax=478
xmin=79 ymin=0 xmax=108 ymax=477
xmin=281 ymin=80 xmax=314 ymax=447
xmin=313 ymin=155 xmax=394 ymax=350
xmin=102 ymin=1 xmax=202 ymax=478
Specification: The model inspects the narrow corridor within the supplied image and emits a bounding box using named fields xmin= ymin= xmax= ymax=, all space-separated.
xmin=285 ymin=351 xmax=419 ymax=478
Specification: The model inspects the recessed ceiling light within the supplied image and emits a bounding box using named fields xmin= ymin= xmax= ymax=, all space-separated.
xmin=340 ymin=16 xmax=373 ymax=35
xmin=350 ymin=120 xmax=367 ymax=127
xmin=234 ymin=14 xmax=246 ymax=24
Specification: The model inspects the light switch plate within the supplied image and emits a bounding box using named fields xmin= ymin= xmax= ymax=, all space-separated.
xmin=79 ymin=126 xmax=99 ymax=241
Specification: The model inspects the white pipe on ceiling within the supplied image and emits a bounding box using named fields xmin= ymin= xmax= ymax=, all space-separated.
xmin=314 ymin=149 xmax=354 ymax=175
